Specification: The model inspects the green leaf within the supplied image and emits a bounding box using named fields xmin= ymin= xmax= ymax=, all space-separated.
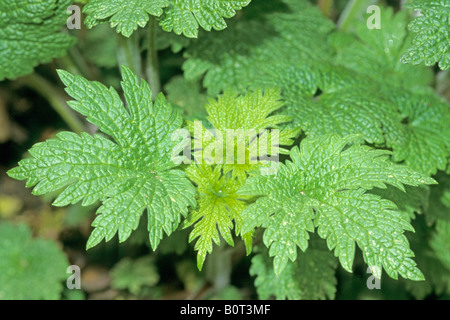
xmin=164 ymin=75 xmax=208 ymax=120
xmin=250 ymin=238 xmax=338 ymax=300
xmin=280 ymin=64 xmax=450 ymax=176
xmin=331 ymin=7 xmax=434 ymax=88
xmin=401 ymin=0 xmax=450 ymax=70
xmin=7 ymin=66 xmax=196 ymax=250
xmin=84 ymin=0 xmax=169 ymax=37
xmin=0 ymin=0 xmax=76 ymax=80
xmin=370 ymin=185 xmax=430 ymax=222
xmin=425 ymin=171 xmax=450 ymax=224
xmin=182 ymin=165 xmax=248 ymax=270
xmin=280 ymin=67 xmax=392 ymax=146
xmin=79 ymin=23 xmax=118 ymax=68
xmin=403 ymin=217 xmax=450 ymax=299
xmin=430 ymin=219 xmax=450 ymax=270
xmin=239 ymin=134 xmax=435 ymax=279
xmin=0 ymin=223 xmax=69 ymax=299
xmin=160 ymin=0 xmax=251 ymax=38
xmin=384 ymin=91 xmax=450 ymax=176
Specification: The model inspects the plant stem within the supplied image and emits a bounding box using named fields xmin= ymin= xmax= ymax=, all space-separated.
xmin=205 ymin=244 xmax=233 ymax=293
xmin=19 ymin=74 xmax=84 ymax=134
xmin=318 ymin=0 xmax=334 ymax=18
xmin=116 ymin=33 xmax=142 ymax=78
xmin=146 ymin=17 xmax=161 ymax=97
xmin=337 ymin=0 xmax=378 ymax=31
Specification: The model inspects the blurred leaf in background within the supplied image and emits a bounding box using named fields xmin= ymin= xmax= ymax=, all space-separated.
xmin=111 ymin=255 xmax=160 ymax=297
xmin=0 ymin=223 xmax=69 ymax=299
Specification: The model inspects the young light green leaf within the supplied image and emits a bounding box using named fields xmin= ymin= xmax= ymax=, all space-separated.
xmin=7 ymin=66 xmax=196 ymax=250
xmin=84 ymin=0 xmax=169 ymax=37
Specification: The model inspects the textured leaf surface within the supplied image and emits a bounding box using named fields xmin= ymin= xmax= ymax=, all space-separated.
xmin=279 ymin=67 xmax=393 ymax=146
xmin=183 ymin=0 xmax=334 ymax=95
xmin=331 ymin=7 xmax=433 ymax=87
xmin=188 ymin=88 xmax=299 ymax=181
xmin=383 ymin=91 xmax=450 ymax=175
xmin=401 ymin=0 xmax=450 ymax=70
xmin=182 ymin=165 xmax=248 ymax=269
xmin=7 ymin=66 xmax=196 ymax=250
xmin=160 ymin=0 xmax=251 ymax=38
xmin=111 ymin=256 xmax=159 ymax=295
xmin=84 ymin=0 xmax=169 ymax=37
xmin=279 ymin=63 xmax=450 ymax=176
xmin=0 ymin=0 xmax=75 ymax=80
xmin=84 ymin=0 xmax=251 ymax=38
xmin=250 ymin=238 xmax=338 ymax=300
xmin=426 ymin=172 xmax=450 ymax=224
xmin=239 ymin=134 xmax=435 ymax=279
xmin=0 ymin=223 xmax=68 ymax=299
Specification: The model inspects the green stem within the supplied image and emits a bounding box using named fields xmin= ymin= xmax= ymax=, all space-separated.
xmin=19 ymin=74 xmax=84 ymax=134
xmin=68 ymin=47 xmax=96 ymax=79
xmin=116 ymin=33 xmax=142 ymax=78
xmin=437 ymin=70 xmax=450 ymax=101
xmin=146 ymin=17 xmax=161 ymax=97
xmin=337 ymin=0 xmax=378 ymax=31
xmin=205 ymin=244 xmax=233 ymax=293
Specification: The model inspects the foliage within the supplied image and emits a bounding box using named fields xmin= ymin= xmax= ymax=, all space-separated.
xmin=110 ymin=256 xmax=160 ymax=296
xmin=2 ymin=0 xmax=450 ymax=300
xmin=240 ymin=134 xmax=434 ymax=279
xmin=7 ymin=66 xmax=197 ymax=250
xmin=0 ymin=0 xmax=75 ymax=80
xmin=0 ymin=223 xmax=68 ymax=299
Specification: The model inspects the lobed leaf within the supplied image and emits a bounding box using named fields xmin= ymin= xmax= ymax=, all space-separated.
xmin=239 ymin=134 xmax=435 ymax=279
xmin=0 ymin=0 xmax=75 ymax=80
xmin=7 ymin=66 xmax=196 ymax=250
